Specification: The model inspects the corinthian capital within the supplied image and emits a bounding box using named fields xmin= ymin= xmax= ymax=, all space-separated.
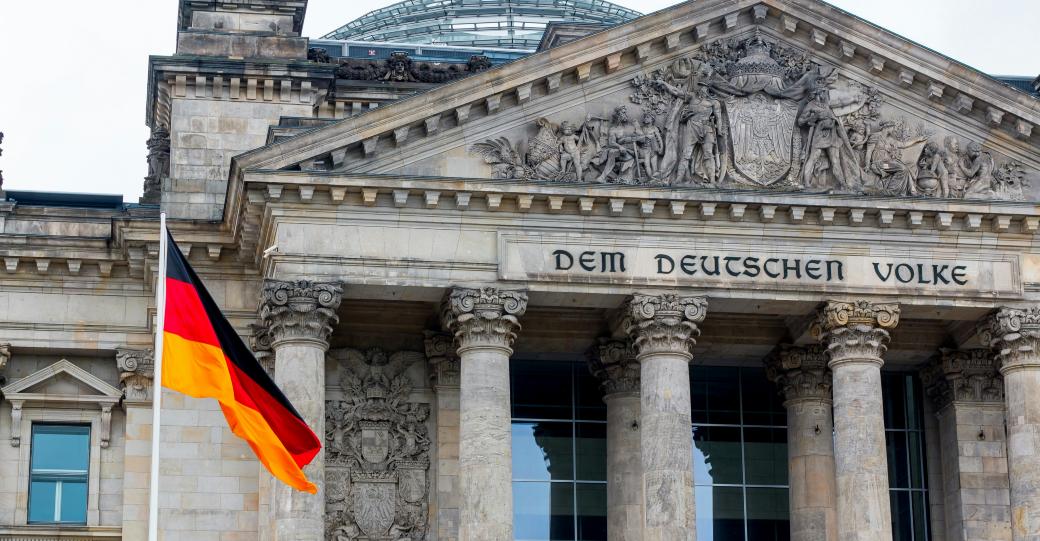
xmin=921 ymin=349 xmax=1003 ymax=410
xmin=440 ymin=287 xmax=528 ymax=352
xmin=587 ymin=338 xmax=640 ymax=395
xmin=0 ymin=343 xmax=10 ymax=384
xmin=424 ymin=330 xmax=460 ymax=388
xmin=982 ymin=307 xmax=1040 ymax=373
xmin=812 ymin=300 xmax=899 ymax=367
xmin=765 ymin=344 xmax=832 ymax=403
xmin=116 ymin=348 xmax=155 ymax=402
xmin=622 ymin=294 xmax=707 ymax=359
xmin=259 ymin=280 xmax=343 ymax=348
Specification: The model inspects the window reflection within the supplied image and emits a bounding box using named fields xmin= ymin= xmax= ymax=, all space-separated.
xmin=883 ymin=373 xmax=931 ymax=541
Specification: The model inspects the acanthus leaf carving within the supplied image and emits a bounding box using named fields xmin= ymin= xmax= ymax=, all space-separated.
xmin=586 ymin=338 xmax=640 ymax=395
xmin=259 ymin=280 xmax=343 ymax=347
xmin=325 ymin=347 xmax=430 ymax=541
xmin=812 ymin=300 xmax=899 ymax=366
xmin=423 ymin=331 xmax=459 ymax=389
xmin=984 ymin=307 xmax=1040 ymax=373
xmin=440 ymin=287 xmax=528 ymax=351
xmin=921 ymin=349 xmax=1003 ymax=410
xmin=469 ymin=33 xmax=1031 ymax=202
xmin=765 ymin=344 xmax=832 ymax=403
xmin=0 ymin=342 xmax=9 ymax=385
xmin=622 ymin=294 xmax=708 ymax=358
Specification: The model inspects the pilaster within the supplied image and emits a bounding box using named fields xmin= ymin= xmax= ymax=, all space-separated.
xmin=258 ymin=279 xmax=342 ymax=541
xmin=115 ymin=348 xmax=155 ymax=540
xmin=813 ymin=300 xmax=899 ymax=541
xmin=440 ymin=287 xmax=527 ymax=541
xmin=426 ymin=331 xmax=461 ymax=541
xmin=587 ymin=338 xmax=641 ymax=541
xmin=921 ymin=349 xmax=1010 ymax=541
xmin=766 ymin=344 xmax=836 ymax=541
xmin=622 ymin=294 xmax=707 ymax=541
xmin=983 ymin=307 xmax=1040 ymax=540
xmin=0 ymin=343 xmax=9 ymax=386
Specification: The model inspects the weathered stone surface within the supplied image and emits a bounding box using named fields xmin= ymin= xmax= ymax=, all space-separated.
xmin=115 ymin=348 xmax=154 ymax=402
xmin=767 ymin=345 xmax=836 ymax=541
xmin=983 ymin=307 xmax=1040 ymax=540
xmin=426 ymin=331 xmax=461 ymax=541
xmin=588 ymin=338 xmax=641 ymax=541
xmin=441 ymin=287 xmax=527 ymax=541
xmin=622 ymin=294 xmax=707 ymax=540
xmin=813 ymin=300 xmax=899 ymax=541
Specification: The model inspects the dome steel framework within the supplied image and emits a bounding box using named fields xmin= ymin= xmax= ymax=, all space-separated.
xmin=322 ymin=0 xmax=642 ymax=50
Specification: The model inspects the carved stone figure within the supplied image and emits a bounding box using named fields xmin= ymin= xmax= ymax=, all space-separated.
xmin=307 ymin=47 xmax=332 ymax=63
xmin=384 ymin=52 xmax=415 ymax=82
xmin=467 ymin=34 xmax=1033 ymax=202
xmin=325 ymin=348 xmax=430 ymax=541
xmin=142 ymin=126 xmax=169 ymax=204
xmin=467 ymin=55 xmax=491 ymax=73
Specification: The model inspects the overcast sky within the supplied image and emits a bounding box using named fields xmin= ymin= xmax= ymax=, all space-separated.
xmin=0 ymin=0 xmax=1036 ymax=201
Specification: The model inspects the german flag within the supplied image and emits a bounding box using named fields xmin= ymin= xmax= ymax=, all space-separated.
xmin=161 ymin=231 xmax=321 ymax=493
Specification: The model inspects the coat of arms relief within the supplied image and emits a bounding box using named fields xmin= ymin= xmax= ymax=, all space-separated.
xmin=470 ymin=32 xmax=1031 ymax=201
xmin=325 ymin=348 xmax=431 ymax=541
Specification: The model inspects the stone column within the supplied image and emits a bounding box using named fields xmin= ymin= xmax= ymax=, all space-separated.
xmin=921 ymin=349 xmax=1010 ymax=541
xmin=985 ymin=307 xmax=1040 ymax=540
xmin=259 ymin=280 xmax=342 ymax=541
xmin=766 ymin=345 xmax=837 ymax=541
xmin=813 ymin=300 xmax=899 ymax=541
xmin=622 ymin=294 xmax=707 ymax=541
xmin=426 ymin=331 xmax=462 ymax=541
xmin=115 ymin=348 xmax=154 ymax=541
xmin=587 ymin=338 xmax=642 ymax=541
xmin=440 ymin=287 xmax=527 ymax=541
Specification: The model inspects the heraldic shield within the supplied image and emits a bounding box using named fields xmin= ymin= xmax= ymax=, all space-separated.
xmin=350 ymin=474 xmax=397 ymax=538
xmin=725 ymin=92 xmax=798 ymax=186
xmin=360 ymin=421 xmax=390 ymax=464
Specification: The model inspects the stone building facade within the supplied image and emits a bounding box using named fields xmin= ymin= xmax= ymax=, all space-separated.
xmin=2 ymin=0 xmax=1040 ymax=540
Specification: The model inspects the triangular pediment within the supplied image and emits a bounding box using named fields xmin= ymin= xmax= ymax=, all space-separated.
xmin=235 ymin=0 xmax=1040 ymax=202
xmin=2 ymin=359 xmax=122 ymax=400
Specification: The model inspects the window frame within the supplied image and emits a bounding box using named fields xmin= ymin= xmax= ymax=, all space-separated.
xmin=27 ymin=423 xmax=92 ymax=525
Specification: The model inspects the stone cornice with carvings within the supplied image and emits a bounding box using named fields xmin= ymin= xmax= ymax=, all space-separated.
xmin=587 ymin=338 xmax=640 ymax=396
xmin=812 ymin=300 xmax=899 ymax=366
xmin=766 ymin=344 xmax=832 ymax=403
xmin=921 ymin=349 xmax=1003 ymax=410
xmin=622 ymin=294 xmax=708 ymax=360
xmin=231 ymin=0 xmax=1037 ymax=178
xmin=981 ymin=307 xmax=1040 ymax=373
xmin=440 ymin=287 xmax=528 ymax=353
xmin=116 ymin=348 xmax=155 ymax=402
xmin=424 ymin=330 xmax=460 ymax=389
xmin=258 ymin=279 xmax=343 ymax=348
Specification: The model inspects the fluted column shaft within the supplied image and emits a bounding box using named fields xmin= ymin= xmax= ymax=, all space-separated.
xmin=441 ymin=287 xmax=527 ymax=541
xmin=986 ymin=308 xmax=1040 ymax=540
xmin=588 ymin=339 xmax=642 ymax=541
xmin=623 ymin=294 xmax=707 ymax=541
xmin=814 ymin=300 xmax=899 ymax=541
xmin=767 ymin=345 xmax=837 ymax=541
xmin=259 ymin=280 xmax=342 ymax=541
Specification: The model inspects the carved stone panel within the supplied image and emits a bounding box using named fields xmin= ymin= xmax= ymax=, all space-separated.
xmin=325 ymin=348 xmax=430 ymax=541
xmin=467 ymin=32 xmax=1034 ymax=201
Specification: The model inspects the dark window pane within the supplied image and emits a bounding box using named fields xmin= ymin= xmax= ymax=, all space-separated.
xmin=575 ymin=367 xmax=607 ymax=421
xmin=743 ymin=427 xmax=788 ymax=486
xmin=512 ymin=361 xmax=573 ymax=420
xmin=60 ymin=480 xmax=88 ymax=523
xmin=890 ymin=491 xmax=913 ymax=541
xmin=513 ymin=422 xmax=574 ymax=481
xmin=691 ymin=367 xmax=741 ymax=425
xmin=883 ymin=374 xmax=908 ymax=430
xmin=695 ymin=485 xmax=745 ymax=541
xmin=575 ymin=423 xmax=607 ymax=482
xmin=576 ymin=483 xmax=607 ymax=541
xmin=31 ymin=425 xmax=90 ymax=472
xmin=886 ymin=431 xmax=910 ymax=489
xmin=741 ymin=368 xmax=786 ymax=426
xmin=905 ymin=378 xmax=923 ymax=430
xmin=908 ymin=432 xmax=926 ymax=490
xmin=693 ymin=426 xmax=743 ymax=485
xmin=912 ymin=491 xmax=929 ymax=540
xmin=746 ymin=488 xmax=791 ymax=541
xmin=513 ymin=482 xmax=575 ymax=541
xmin=28 ymin=481 xmax=57 ymax=523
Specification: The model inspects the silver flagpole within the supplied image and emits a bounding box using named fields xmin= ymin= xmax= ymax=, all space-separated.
xmin=147 ymin=213 xmax=168 ymax=541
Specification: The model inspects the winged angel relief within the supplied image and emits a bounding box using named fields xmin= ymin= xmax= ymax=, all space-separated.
xmin=325 ymin=348 xmax=430 ymax=541
xmin=469 ymin=32 xmax=1030 ymax=201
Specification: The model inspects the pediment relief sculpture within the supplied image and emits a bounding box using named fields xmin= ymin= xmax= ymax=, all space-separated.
xmin=470 ymin=33 xmax=1032 ymax=202
xmin=325 ymin=347 xmax=430 ymax=541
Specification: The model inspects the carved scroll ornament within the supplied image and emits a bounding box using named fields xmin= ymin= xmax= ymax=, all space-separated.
xmin=470 ymin=34 xmax=1031 ymax=202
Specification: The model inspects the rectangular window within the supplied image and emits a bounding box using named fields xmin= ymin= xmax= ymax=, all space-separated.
xmin=511 ymin=360 xmax=607 ymax=541
xmin=28 ymin=424 xmax=90 ymax=524
xmin=883 ymin=373 xmax=931 ymax=541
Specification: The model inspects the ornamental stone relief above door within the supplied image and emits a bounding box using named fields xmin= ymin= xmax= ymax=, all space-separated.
xmin=469 ymin=32 xmax=1034 ymax=201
